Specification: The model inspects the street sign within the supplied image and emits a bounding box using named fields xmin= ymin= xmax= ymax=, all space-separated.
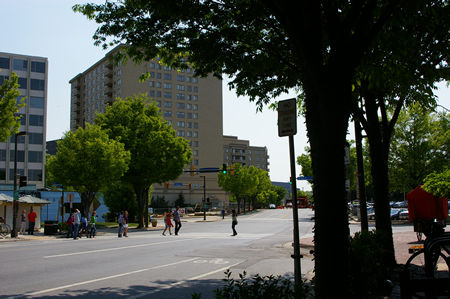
xmin=278 ymin=98 xmax=297 ymax=137
xmin=297 ymin=176 xmax=313 ymax=180
xmin=174 ymin=182 xmax=183 ymax=187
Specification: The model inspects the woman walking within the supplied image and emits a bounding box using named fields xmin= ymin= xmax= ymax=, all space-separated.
xmin=123 ymin=211 xmax=129 ymax=237
xmin=231 ymin=210 xmax=238 ymax=236
xmin=162 ymin=211 xmax=173 ymax=236
xmin=19 ymin=210 xmax=27 ymax=234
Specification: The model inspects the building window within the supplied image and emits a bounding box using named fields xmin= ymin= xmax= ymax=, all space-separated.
xmin=0 ymin=57 xmax=10 ymax=69
xmin=186 ymin=103 xmax=192 ymax=110
xmin=18 ymin=77 xmax=27 ymax=89
xmin=13 ymin=59 xmax=27 ymax=71
xmin=164 ymin=83 xmax=172 ymax=89
xmin=176 ymin=93 xmax=185 ymax=100
xmin=16 ymin=113 xmax=26 ymax=125
xmin=149 ymin=81 xmax=155 ymax=87
xmin=156 ymin=91 xmax=161 ymax=97
xmin=28 ymin=151 xmax=43 ymax=163
xmin=177 ymin=130 xmax=185 ymax=137
xmin=186 ymin=85 xmax=192 ymax=92
xmin=164 ymin=111 xmax=172 ymax=117
xmin=9 ymin=169 xmax=25 ymax=179
xmin=10 ymin=135 xmax=25 ymax=143
xmin=31 ymin=61 xmax=45 ymax=73
xmin=187 ymin=95 xmax=192 ymax=101
xmin=30 ymin=79 xmax=45 ymax=91
xmin=193 ymin=77 xmax=198 ymax=83
xmin=193 ymin=131 xmax=198 ymax=138
xmin=177 ymin=121 xmax=185 ymax=128
xmin=28 ymin=133 xmax=43 ymax=144
xmin=149 ymin=62 xmax=155 ymax=69
xmin=28 ymin=169 xmax=43 ymax=181
xmin=164 ymin=73 xmax=172 ymax=80
xmin=193 ymin=113 xmax=198 ymax=119
xmin=176 ymin=84 xmax=185 ymax=91
xmin=164 ymin=101 xmax=172 ymax=108
xmin=187 ymin=122 xmax=192 ymax=128
xmin=193 ymin=86 xmax=198 ymax=92
xmin=186 ymin=113 xmax=192 ymax=119
xmin=164 ymin=92 xmax=172 ymax=99
xmin=177 ymin=103 xmax=185 ymax=109
xmin=10 ymin=150 xmax=25 ymax=162
xmin=0 ymin=169 xmax=5 ymax=180
xmin=177 ymin=112 xmax=185 ymax=118
xmin=193 ymin=141 xmax=199 ymax=147
xmin=156 ymin=82 xmax=162 ymax=88
xmin=194 ymin=122 xmax=198 ymax=128
xmin=29 ymin=96 xmax=44 ymax=109
xmin=193 ymin=95 xmax=198 ymax=101
xmin=0 ymin=150 xmax=6 ymax=161
xmin=29 ymin=114 xmax=44 ymax=126
xmin=186 ymin=76 xmax=191 ymax=83
xmin=156 ymin=101 xmax=161 ymax=107
xmin=193 ymin=104 xmax=198 ymax=110
xmin=187 ymin=131 xmax=192 ymax=137
xmin=177 ymin=75 xmax=185 ymax=82
xmin=194 ymin=159 xmax=199 ymax=166
xmin=194 ymin=150 xmax=198 ymax=156
xmin=149 ymin=90 xmax=155 ymax=97
xmin=0 ymin=75 xmax=9 ymax=85
xmin=157 ymin=73 xmax=162 ymax=79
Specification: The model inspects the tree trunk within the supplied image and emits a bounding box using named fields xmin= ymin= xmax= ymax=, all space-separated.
xmin=134 ymin=185 xmax=145 ymax=228
xmin=364 ymin=98 xmax=396 ymax=266
xmin=80 ymin=192 xmax=95 ymax=218
xmin=304 ymin=75 xmax=352 ymax=297
xmin=144 ymin=187 xmax=149 ymax=228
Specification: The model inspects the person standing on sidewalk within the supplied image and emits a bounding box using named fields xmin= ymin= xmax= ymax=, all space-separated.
xmin=27 ymin=207 xmax=37 ymax=235
xmin=231 ymin=210 xmax=238 ymax=236
xmin=73 ymin=209 xmax=81 ymax=240
xmin=19 ymin=210 xmax=27 ymax=234
xmin=118 ymin=211 xmax=124 ymax=238
xmin=66 ymin=213 xmax=74 ymax=238
xmin=89 ymin=211 xmax=97 ymax=238
xmin=173 ymin=206 xmax=182 ymax=235
xmin=123 ymin=211 xmax=129 ymax=237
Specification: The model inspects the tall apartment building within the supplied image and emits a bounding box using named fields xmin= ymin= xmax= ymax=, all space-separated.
xmin=223 ymin=135 xmax=270 ymax=172
xmin=69 ymin=46 xmax=226 ymax=205
xmin=0 ymin=52 xmax=48 ymax=190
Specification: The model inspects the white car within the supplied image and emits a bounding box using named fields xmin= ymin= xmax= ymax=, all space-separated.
xmin=269 ymin=204 xmax=276 ymax=209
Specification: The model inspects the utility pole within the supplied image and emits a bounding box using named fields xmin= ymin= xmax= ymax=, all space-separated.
xmin=200 ymin=176 xmax=206 ymax=220
xmin=11 ymin=131 xmax=27 ymax=238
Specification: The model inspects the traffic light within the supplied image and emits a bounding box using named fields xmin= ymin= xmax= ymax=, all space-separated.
xmin=190 ymin=165 xmax=195 ymax=176
xmin=19 ymin=175 xmax=27 ymax=188
xmin=222 ymin=163 xmax=227 ymax=174
xmin=230 ymin=164 xmax=235 ymax=175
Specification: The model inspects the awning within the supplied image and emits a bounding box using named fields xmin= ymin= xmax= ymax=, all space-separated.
xmin=0 ymin=193 xmax=50 ymax=205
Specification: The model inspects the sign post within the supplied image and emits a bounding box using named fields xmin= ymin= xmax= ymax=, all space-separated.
xmin=278 ymin=98 xmax=301 ymax=293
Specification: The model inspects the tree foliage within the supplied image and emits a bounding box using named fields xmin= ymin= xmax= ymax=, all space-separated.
xmin=95 ymin=95 xmax=192 ymax=227
xmin=47 ymin=124 xmax=130 ymax=217
xmin=0 ymin=73 xmax=25 ymax=142
xmin=422 ymin=169 xmax=450 ymax=199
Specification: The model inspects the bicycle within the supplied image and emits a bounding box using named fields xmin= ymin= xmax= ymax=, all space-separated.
xmin=0 ymin=223 xmax=12 ymax=238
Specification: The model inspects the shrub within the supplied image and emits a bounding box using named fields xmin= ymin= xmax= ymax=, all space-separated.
xmin=214 ymin=270 xmax=311 ymax=298
xmin=349 ymin=230 xmax=394 ymax=297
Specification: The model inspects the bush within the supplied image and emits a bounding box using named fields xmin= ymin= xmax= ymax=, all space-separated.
xmin=214 ymin=270 xmax=311 ymax=299
xmin=349 ymin=230 xmax=394 ymax=297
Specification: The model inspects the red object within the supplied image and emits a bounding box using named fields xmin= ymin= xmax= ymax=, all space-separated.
xmin=407 ymin=186 xmax=448 ymax=222
xmin=28 ymin=211 xmax=37 ymax=222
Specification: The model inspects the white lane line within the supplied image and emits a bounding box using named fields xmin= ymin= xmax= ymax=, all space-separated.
xmin=25 ymin=257 xmax=199 ymax=296
xmin=128 ymin=261 xmax=243 ymax=299
xmin=44 ymin=238 xmax=193 ymax=258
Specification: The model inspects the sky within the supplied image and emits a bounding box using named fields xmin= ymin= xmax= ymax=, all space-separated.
xmin=2 ymin=1 xmax=449 ymax=191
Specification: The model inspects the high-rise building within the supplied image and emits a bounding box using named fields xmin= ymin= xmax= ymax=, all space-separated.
xmin=69 ymin=46 xmax=226 ymax=206
xmin=223 ymin=135 xmax=270 ymax=172
xmin=0 ymin=52 xmax=47 ymax=190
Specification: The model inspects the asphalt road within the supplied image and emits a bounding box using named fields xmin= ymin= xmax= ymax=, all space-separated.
xmin=0 ymin=209 xmax=317 ymax=299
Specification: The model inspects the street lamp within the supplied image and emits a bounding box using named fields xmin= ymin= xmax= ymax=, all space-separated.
xmin=11 ymin=131 xmax=27 ymax=238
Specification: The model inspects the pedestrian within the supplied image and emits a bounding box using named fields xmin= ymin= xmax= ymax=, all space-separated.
xmin=66 ymin=212 xmax=74 ymax=238
xmin=123 ymin=211 xmax=129 ymax=237
xmin=20 ymin=210 xmax=27 ymax=234
xmin=73 ymin=209 xmax=81 ymax=239
xmin=162 ymin=211 xmax=173 ymax=236
xmin=231 ymin=209 xmax=238 ymax=236
xmin=118 ymin=211 xmax=124 ymax=238
xmin=81 ymin=214 xmax=89 ymax=238
xmin=89 ymin=211 xmax=97 ymax=238
xmin=221 ymin=209 xmax=225 ymax=220
xmin=173 ymin=206 xmax=182 ymax=235
xmin=27 ymin=207 xmax=37 ymax=235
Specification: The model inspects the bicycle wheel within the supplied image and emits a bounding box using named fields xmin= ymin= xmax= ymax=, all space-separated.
xmin=406 ymin=249 xmax=449 ymax=279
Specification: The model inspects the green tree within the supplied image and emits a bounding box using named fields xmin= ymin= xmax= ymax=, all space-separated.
xmin=389 ymin=106 xmax=449 ymax=192
xmin=73 ymin=1 xmax=434 ymax=295
xmin=423 ymin=170 xmax=450 ymax=198
xmin=0 ymin=73 xmax=25 ymax=142
xmin=95 ymin=95 xmax=192 ymax=228
xmin=47 ymin=124 xmax=130 ymax=217
xmin=218 ymin=163 xmax=257 ymax=214
xmin=103 ymin=182 xmax=138 ymax=221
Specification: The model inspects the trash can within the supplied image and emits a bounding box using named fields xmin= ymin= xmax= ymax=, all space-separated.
xmin=44 ymin=220 xmax=59 ymax=235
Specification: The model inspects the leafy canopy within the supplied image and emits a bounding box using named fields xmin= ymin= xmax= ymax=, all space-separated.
xmin=0 ymin=73 xmax=25 ymax=142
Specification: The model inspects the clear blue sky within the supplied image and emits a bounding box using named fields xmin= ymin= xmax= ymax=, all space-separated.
xmin=2 ymin=1 xmax=449 ymax=189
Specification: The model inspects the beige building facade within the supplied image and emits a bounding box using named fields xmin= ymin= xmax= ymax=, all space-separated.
xmin=69 ymin=47 xmax=227 ymax=207
xmin=223 ymin=135 xmax=270 ymax=172
xmin=0 ymin=52 xmax=48 ymax=190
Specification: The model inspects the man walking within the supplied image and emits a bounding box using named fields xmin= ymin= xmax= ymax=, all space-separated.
xmin=73 ymin=209 xmax=81 ymax=240
xmin=118 ymin=211 xmax=124 ymax=238
xmin=173 ymin=206 xmax=182 ymax=235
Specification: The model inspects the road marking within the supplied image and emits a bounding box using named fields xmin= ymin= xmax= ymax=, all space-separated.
xmin=24 ymin=257 xmax=199 ymax=296
xmin=128 ymin=261 xmax=243 ymax=299
xmin=43 ymin=238 xmax=193 ymax=258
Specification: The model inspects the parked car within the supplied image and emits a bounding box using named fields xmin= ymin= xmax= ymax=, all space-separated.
xmin=391 ymin=208 xmax=408 ymax=220
xmin=269 ymin=204 xmax=276 ymax=209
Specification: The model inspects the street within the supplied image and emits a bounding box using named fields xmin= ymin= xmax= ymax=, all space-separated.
xmin=0 ymin=209 xmax=316 ymax=298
